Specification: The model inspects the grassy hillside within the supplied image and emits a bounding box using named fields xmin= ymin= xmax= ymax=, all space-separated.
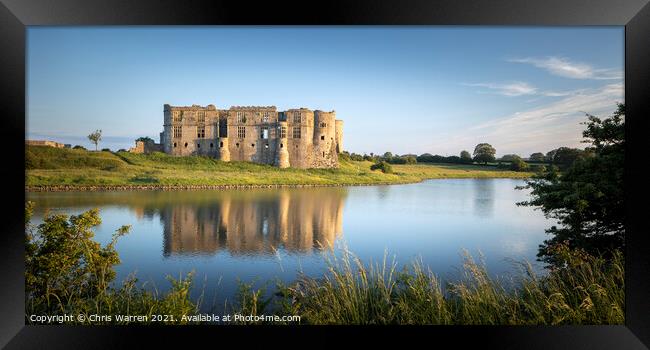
xmin=25 ymin=146 xmax=532 ymax=188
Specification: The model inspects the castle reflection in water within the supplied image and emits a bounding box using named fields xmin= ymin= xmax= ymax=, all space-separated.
xmin=153 ymin=188 xmax=346 ymax=256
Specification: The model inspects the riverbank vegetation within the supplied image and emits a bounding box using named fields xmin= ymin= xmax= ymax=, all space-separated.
xmin=519 ymin=103 xmax=625 ymax=265
xmin=25 ymin=146 xmax=531 ymax=189
xmin=25 ymin=202 xmax=623 ymax=325
xmin=237 ymin=245 xmax=623 ymax=325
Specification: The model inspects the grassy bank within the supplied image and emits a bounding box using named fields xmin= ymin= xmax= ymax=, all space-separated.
xmin=245 ymin=246 xmax=624 ymax=325
xmin=26 ymin=146 xmax=532 ymax=189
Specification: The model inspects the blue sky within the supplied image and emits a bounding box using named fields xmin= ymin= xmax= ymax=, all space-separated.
xmin=27 ymin=27 xmax=624 ymax=156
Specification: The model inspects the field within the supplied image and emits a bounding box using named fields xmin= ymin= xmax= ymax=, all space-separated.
xmin=25 ymin=146 xmax=532 ymax=189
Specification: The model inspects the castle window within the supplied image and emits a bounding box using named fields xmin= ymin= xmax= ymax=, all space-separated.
xmin=197 ymin=125 xmax=205 ymax=138
xmin=320 ymin=135 xmax=325 ymax=140
xmin=320 ymin=122 xmax=327 ymax=128
xmin=237 ymin=126 xmax=246 ymax=139
xmin=173 ymin=111 xmax=181 ymax=122
xmin=236 ymin=143 xmax=239 ymax=148
xmin=292 ymin=127 xmax=301 ymax=139
xmin=173 ymin=126 xmax=182 ymax=138
xmin=265 ymin=143 xmax=269 ymax=149
xmin=279 ymin=126 xmax=287 ymax=138
xmin=236 ymin=111 xmax=246 ymax=123
xmin=220 ymin=142 xmax=224 ymax=148
xmin=251 ymin=143 xmax=255 ymax=148
xmin=173 ymin=142 xmax=177 ymax=148
xmin=262 ymin=112 xmax=270 ymax=123
xmin=197 ymin=111 xmax=205 ymax=124
xmin=280 ymin=143 xmax=284 ymax=148
xmin=197 ymin=143 xmax=200 ymax=148
xmin=293 ymin=112 xmax=301 ymax=123
xmin=184 ymin=142 xmax=188 ymax=148
xmin=261 ymin=127 xmax=269 ymax=139
xmin=210 ymin=143 xmax=213 ymax=148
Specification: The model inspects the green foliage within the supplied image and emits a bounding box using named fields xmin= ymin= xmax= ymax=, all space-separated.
xmin=338 ymin=151 xmax=351 ymax=161
xmin=547 ymin=147 xmax=591 ymax=170
xmin=370 ymin=161 xmax=393 ymax=174
xmin=509 ymin=157 xmax=529 ymax=172
xmin=136 ymin=136 xmax=154 ymax=143
xmin=88 ymin=130 xmax=102 ymax=151
xmin=234 ymin=246 xmax=624 ymax=325
xmin=25 ymin=204 xmax=197 ymax=324
xmin=473 ymin=143 xmax=496 ymax=164
xmin=72 ymin=145 xmax=86 ymax=150
xmin=500 ymin=154 xmax=521 ymax=162
xmin=404 ymin=156 xmax=417 ymax=164
xmin=519 ymin=103 xmax=625 ymax=266
xmin=460 ymin=150 xmax=473 ymax=163
xmin=529 ymin=152 xmax=545 ymax=162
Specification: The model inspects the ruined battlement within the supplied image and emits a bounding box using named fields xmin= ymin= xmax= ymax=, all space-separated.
xmin=155 ymin=103 xmax=343 ymax=169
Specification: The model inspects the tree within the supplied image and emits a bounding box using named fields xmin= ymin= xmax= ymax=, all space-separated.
xmin=518 ymin=103 xmax=624 ymax=266
xmin=548 ymin=147 xmax=589 ymax=170
xmin=460 ymin=150 xmax=472 ymax=163
xmin=473 ymin=143 xmax=496 ymax=164
xmin=25 ymin=203 xmax=130 ymax=311
xmin=529 ymin=152 xmax=545 ymax=162
xmin=510 ymin=157 xmax=529 ymax=171
xmin=499 ymin=154 xmax=521 ymax=162
xmin=382 ymin=152 xmax=393 ymax=160
xmin=545 ymin=149 xmax=557 ymax=163
xmin=136 ymin=136 xmax=154 ymax=143
xmin=88 ymin=130 xmax=102 ymax=151
xmin=404 ymin=156 xmax=417 ymax=164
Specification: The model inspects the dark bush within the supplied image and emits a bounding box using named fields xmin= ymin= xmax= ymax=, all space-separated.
xmin=370 ymin=161 xmax=393 ymax=174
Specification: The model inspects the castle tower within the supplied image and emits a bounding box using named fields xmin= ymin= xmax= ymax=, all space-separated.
xmin=335 ymin=119 xmax=344 ymax=153
xmin=218 ymin=137 xmax=230 ymax=162
xmin=275 ymin=121 xmax=290 ymax=168
xmin=313 ymin=110 xmax=338 ymax=168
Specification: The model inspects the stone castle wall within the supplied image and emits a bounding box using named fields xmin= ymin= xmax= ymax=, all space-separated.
xmin=160 ymin=103 xmax=343 ymax=169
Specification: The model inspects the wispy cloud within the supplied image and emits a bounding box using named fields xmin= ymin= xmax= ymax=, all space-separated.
xmin=462 ymin=81 xmax=537 ymax=96
xmin=508 ymin=56 xmax=622 ymax=80
xmin=428 ymin=83 xmax=623 ymax=156
xmin=463 ymin=81 xmax=585 ymax=99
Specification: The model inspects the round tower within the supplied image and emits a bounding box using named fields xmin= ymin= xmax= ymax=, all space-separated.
xmin=218 ymin=137 xmax=230 ymax=162
xmin=313 ymin=111 xmax=337 ymax=167
xmin=275 ymin=121 xmax=290 ymax=168
xmin=335 ymin=119 xmax=344 ymax=153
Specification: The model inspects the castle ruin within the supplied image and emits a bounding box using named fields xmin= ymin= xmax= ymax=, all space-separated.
xmin=152 ymin=104 xmax=343 ymax=169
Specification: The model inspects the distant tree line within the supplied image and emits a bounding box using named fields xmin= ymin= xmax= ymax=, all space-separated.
xmin=342 ymin=142 xmax=597 ymax=174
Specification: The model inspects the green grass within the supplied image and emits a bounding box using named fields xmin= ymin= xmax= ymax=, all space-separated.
xmin=25 ymin=145 xmax=533 ymax=188
xmin=233 ymin=245 xmax=624 ymax=325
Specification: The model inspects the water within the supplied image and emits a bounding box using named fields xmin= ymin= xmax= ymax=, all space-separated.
xmin=27 ymin=179 xmax=552 ymax=312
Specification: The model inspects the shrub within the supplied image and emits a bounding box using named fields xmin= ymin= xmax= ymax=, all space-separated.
xmin=72 ymin=145 xmax=86 ymax=150
xmin=370 ymin=161 xmax=393 ymax=174
xmin=25 ymin=203 xmax=198 ymax=324
xmin=510 ymin=158 xmax=529 ymax=171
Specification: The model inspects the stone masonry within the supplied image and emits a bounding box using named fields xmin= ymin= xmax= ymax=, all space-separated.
xmin=158 ymin=104 xmax=344 ymax=169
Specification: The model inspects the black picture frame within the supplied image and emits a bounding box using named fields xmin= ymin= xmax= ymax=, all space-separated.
xmin=2 ymin=0 xmax=649 ymax=348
